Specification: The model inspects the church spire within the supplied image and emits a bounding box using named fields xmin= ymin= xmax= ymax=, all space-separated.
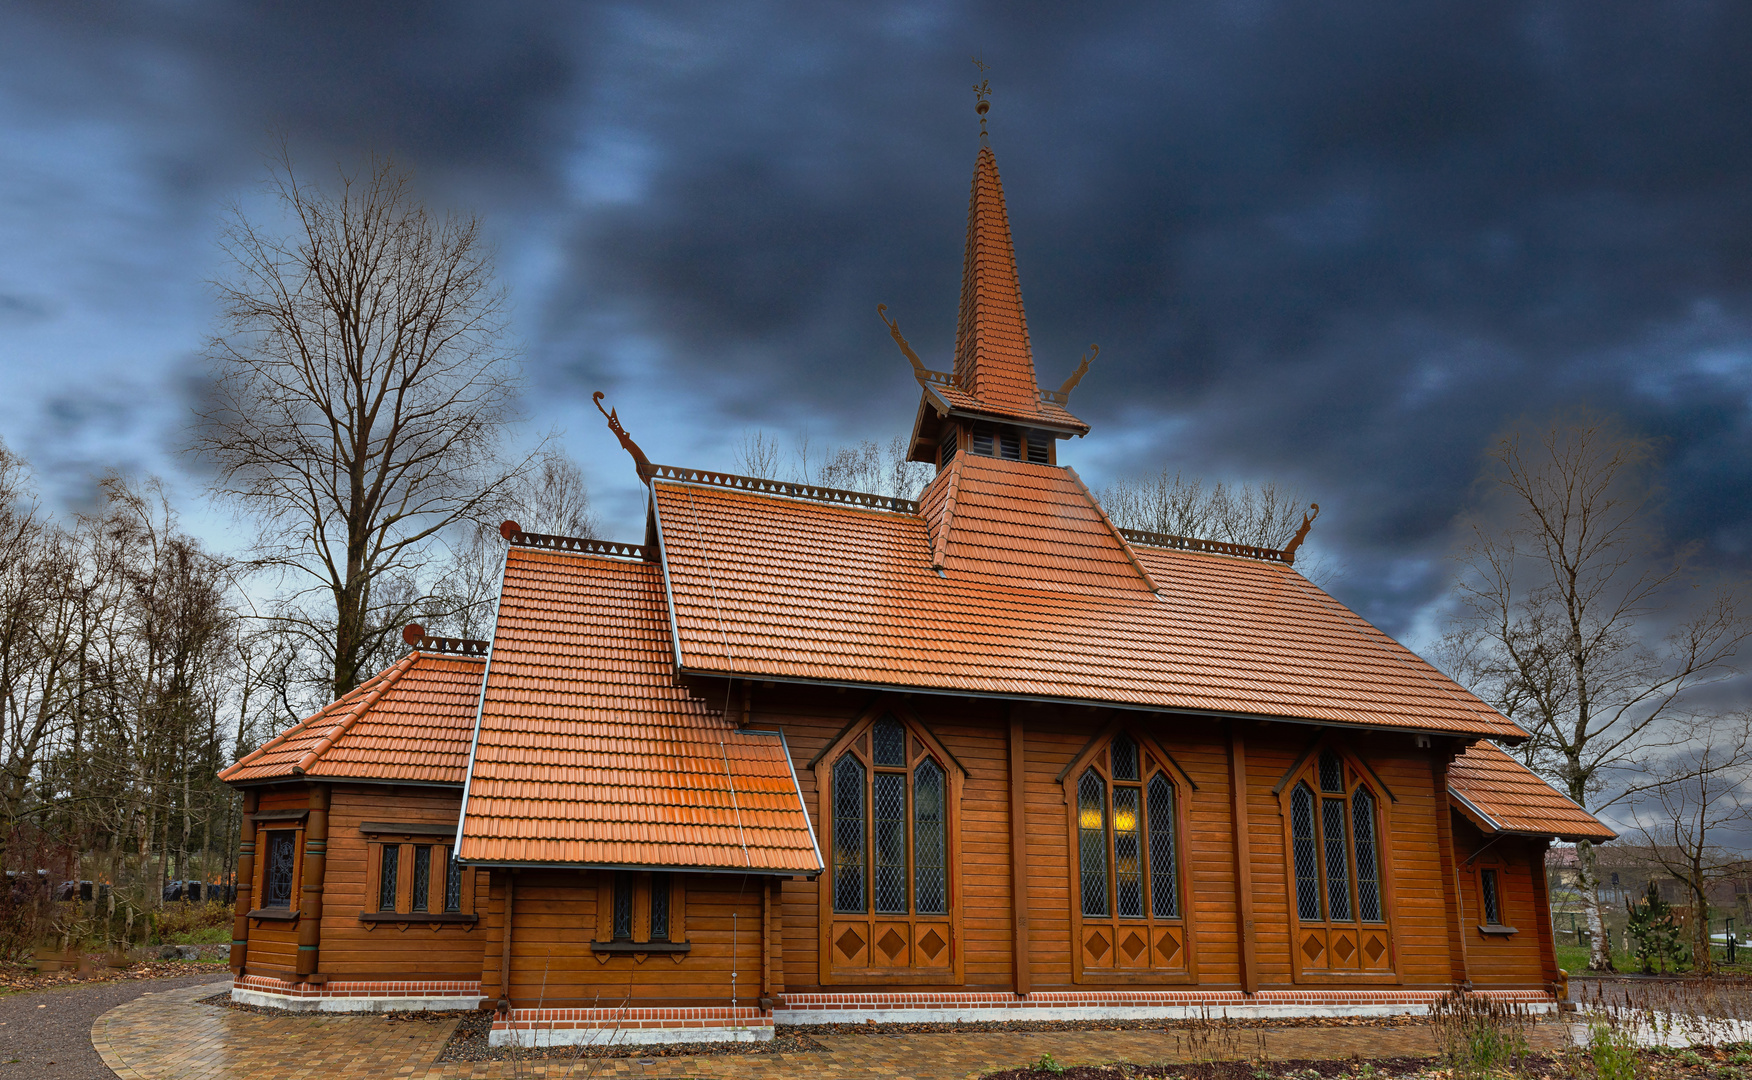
xmin=954 ymin=136 xmax=1045 ymax=416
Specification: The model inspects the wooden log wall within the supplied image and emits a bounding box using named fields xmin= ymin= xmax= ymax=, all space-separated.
xmin=1451 ymin=818 xmax=1560 ymax=990
xmin=239 ymin=785 xmax=311 ymax=980
xmin=478 ymin=868 xmax=769 ymax=1009
xmin=312 ymin=785 xmax=481 ymax=982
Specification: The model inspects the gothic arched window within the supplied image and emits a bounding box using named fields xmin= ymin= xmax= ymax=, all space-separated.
xmin=816 ymin=708 xmax=963 ymax=984
xmin=1282 ymin=746 xmax=1393 ymax=977
xmin=1064 ymin=729 xmax=1191 ymax=982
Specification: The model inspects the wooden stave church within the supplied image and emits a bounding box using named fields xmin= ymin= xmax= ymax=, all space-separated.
xmin=218 ymin=134 xmax=1613 ymax=1046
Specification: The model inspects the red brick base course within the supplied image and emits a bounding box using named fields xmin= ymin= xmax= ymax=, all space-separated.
xmin=232 ymin=974 xmax=485 ymax=1013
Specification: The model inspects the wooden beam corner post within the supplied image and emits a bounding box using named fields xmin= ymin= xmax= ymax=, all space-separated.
xmin=1529 ymin=838 xmax=1561 ymax=989
xmin=295 ymin=784 xmax=329 ymax=980
xmin=230 ymin=789 xmax=258 ymax=974
xmin=1430 ymin=743 xmax=1472 ymax=988
xmin=1228 ymin=723 xmax=1258 ymax=994
xmin=1008 ymin=707 xmax=1031 ymax=996
xmin=497 ymin=870 xmax=517 ymax=1013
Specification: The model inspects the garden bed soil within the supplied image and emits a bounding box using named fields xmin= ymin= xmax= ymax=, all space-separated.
xmin=0 ymin=958 xmax=229 ymax=995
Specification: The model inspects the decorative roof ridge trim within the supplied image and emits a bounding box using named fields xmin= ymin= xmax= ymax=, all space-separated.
xmin=507 ymin=529 xmax=647 ymax=561
xmin=293 ymin=654 xmax=416 ymax=774
xmin=650 ymin=464 xmax=919 ymax=514
xmin=1120 ymin=527 xmax=1290 ymax=565
xmin=1281 ymin=575 xmax=1527 ymax=742
xmin=452 ymin=544 xmax=511 ymax=856
xmin=1063 ymin=467 xmax=1160 ymax=595
xmin=930 ymin=457 xmax=964 ymax=570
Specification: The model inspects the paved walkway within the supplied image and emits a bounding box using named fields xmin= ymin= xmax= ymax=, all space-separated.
xmin=92 ymin=984 xmax=1574 ymax=1080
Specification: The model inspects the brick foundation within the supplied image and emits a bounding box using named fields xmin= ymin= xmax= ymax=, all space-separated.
xmin=771 ymin=989 xmax=1557 ymax=1025
xmin=489 ymin=1006 xmax=773 ymax=1047
xmin=232 ymin=974 xmax=484 ymax=1013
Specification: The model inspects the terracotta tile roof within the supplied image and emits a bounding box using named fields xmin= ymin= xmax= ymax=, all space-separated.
xmin=220 ymin=652 xmax=484 ymax=785
xmin=454 ymin=547 xmax=822 ymax=873
xmin=1448 ymin=740 xmax=1616 ymax=842
xmin=651 ymin=457 xmax=1526 ymax=739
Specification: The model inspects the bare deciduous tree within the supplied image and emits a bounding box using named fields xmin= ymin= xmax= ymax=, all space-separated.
xmin=1624 ymin=713 xmax=1752 ymax=974
xmin=1439 ymin=412 xmax=1748 ymax=969
xmin=196 ymin=151 xmax=535 ymax=699
xmin=1099 ymin=467 xmax=1321 ymax=573
xmin=734 ymin=429 xmax=931 ymax=501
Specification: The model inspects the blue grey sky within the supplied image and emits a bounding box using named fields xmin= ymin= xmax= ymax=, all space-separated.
xmin=3 ymin=0 xmax=1751 ymax=656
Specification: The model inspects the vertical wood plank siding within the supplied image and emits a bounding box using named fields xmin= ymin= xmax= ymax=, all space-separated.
xmin=253 ymin=684 xmax=1558 ymax=1001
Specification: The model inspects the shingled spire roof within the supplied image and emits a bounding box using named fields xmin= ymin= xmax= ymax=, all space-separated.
xmin=956 ymin=145 xmax=1043 ymax=413
xmin=900 ymin=144 xmax=1090 ymax=443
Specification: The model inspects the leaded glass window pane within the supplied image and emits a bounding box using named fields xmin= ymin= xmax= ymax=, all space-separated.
xmin=1481 ymin=869 xmax=1501 ymax=925
xmin=265 ymin=831 xmax=296 ymax=908
xmin=872 ymin=716 xmax=906 ymax=767
xmin=411 ymin=845 xmax=431 ymax=913
xmin=444 ymin=850 xmax=463 ymax=913
xmin=833 ymin=755 xmax=866 ymax=913
xmin=1322 ymin=797 xmax=1352 ymax=921
xmin=914 ymin=758 xmax=947 ymax=915
xmin=1353 ymin=789 xmax=1382 ymax=922
xmin=1078 ymin=770 xmax=1109 ymax=917
xmin=613 ymin=873 xmax=634 ymax=940
xmin=1147 ymin=774 xmax=1178 ymax=918
xmin=1111 ymin=733 xmax=1139 ymax=782
xmin=874 ymin=772 xmax=907 ymax=913
xmin=377 ymin=843 xmax=398 ymax=911
xmin=1114 ymin=785 xmax=1143 ymax=918
xmin=651 ymin=872 xmax=670 ymax=940
xmin=1319 ymin=749 xmax=1344 ymax=793
xmin=1291 ymin=786 xmax=1320 ymax=920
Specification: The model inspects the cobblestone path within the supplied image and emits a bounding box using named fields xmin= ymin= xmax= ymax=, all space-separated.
xmin=92 ymin=983 xmax=1575 ymax=1080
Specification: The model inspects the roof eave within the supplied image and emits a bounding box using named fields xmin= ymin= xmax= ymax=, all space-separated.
xmin=673 ymin=665 xmax=1523 ymax=742
xmin=452 ymin=857 xmax=820 ymax=878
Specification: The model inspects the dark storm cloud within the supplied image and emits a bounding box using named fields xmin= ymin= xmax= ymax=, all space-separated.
xmin=531 ymin=1 xmax=1752 ymax=634
xmin=4 ymin=0 xmax=1751 ymax=645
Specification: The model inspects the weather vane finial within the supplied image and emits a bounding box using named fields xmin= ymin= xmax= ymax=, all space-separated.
xmin=972 ymin=55 xmax=992 ymax=142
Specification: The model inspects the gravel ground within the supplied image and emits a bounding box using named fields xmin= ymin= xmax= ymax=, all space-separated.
xmin=0 ymin=972 xmax=231 ymax=1080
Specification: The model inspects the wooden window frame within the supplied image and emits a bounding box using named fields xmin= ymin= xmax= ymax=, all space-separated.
xmin=248 ymin=824 xmax=303 ymax=919
xmin=1472 ymin=859 xmax=1518 ymax=936
xmin=812 ymin=700 xmax=965 ymax=985
xmin=1277 ymin=742 xmax=1401 ymax=985
xmin=592 ymin=871 xmax=689 ymax=959
xmin=359 ymin=827 xmax=477 ymax=928
xmin=1059 ymin=721 xmax=1200 ymax=985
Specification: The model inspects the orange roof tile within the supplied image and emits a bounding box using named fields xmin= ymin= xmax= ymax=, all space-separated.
xmin=454 ymin=547 xmax=822 ymax=873
xmin=652 ymin=457 xmax=1526 ymax=739
xmin=1448 ymin=740 xmax=1616 ymax=842
xmin=220 ymin=652 xmax=484 ymax=785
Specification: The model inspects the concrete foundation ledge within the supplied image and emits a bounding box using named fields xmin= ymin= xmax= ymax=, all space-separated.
xmin=772 ymin=989 xmax=1557 ymax=1026
xmin=489 ymin=1006 xmax=774 ymax=1047
xmin=231 ymin=975 xmax=484 ymax=1013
